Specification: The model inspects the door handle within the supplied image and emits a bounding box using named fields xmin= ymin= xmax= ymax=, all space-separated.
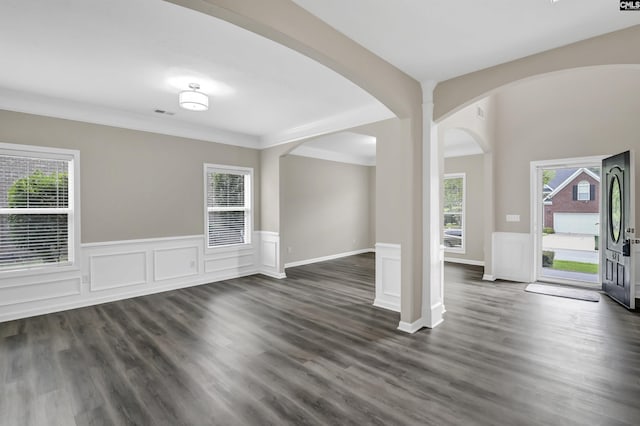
xmin=623 ymin=239 xmax=631 ymax=257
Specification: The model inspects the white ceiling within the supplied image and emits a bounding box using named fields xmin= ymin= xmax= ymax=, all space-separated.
xmin=290 ymin=132 xmax=377 ymax=166
xmin=289 ymin=126 xmax=483 ymax=165
xmin=443 ymin=129 xmax=484 ymax=159
xmin=292 ymin=0 xmax=640 ymax=82
xmin=0 ymin=0 xmax=393 ymax=148
xmin=3 ymin=1 xmax=638 ymax=156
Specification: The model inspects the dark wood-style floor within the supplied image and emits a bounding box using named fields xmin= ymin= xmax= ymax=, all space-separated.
xmin=1 ymin=253 xmax=640 ymax=425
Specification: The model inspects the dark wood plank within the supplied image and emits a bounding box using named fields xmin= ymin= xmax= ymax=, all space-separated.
xmin=1 ymin=253 xmax=640 ymax=425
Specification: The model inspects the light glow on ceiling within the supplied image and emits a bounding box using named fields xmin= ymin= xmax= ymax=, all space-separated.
xmin=166 ymin=73 xmax=235 ymax=97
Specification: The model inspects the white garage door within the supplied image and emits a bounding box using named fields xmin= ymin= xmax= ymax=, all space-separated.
xmin=554 ymin=213 xmax=600 ymax=235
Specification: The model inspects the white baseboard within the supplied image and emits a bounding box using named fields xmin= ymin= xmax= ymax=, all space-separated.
xmin=373 ymin=298 xmax=400 ymax=312
xmin=482 ymin=274 xmax=496 ymax=281
xmin=284 ymin=248 xmax=374 ymax=269
xmin=398 ymin=318 xmax=425 ymax=334
xmin=260 ymin=271 xmax=287 ymax=279
xmin=425 ymin=302 xmax=445 ymax=329
xmin=444 ymin=257 xmax=485 ymax=267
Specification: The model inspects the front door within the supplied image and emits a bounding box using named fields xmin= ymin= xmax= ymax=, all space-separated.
xmin=601 ymin=151 xmax=635 ymax=309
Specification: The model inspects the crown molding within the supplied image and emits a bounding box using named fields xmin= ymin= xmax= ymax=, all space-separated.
xmin=259 ymin=103 xmax=394 ymax=149
xmin=0 ymin=87 xmax=260 ymax=149
xmin=289 ymin=145 xmax=375 ymax=166
xmin=0 ymin=88 xmax=392 ymax=153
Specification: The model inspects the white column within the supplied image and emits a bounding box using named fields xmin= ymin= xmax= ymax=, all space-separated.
xmin=421 ymin=81 xmax=444 ymax=328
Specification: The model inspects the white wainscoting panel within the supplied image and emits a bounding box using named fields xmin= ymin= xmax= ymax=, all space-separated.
xmin=205 ymin=252 xmax=254 ymax=274
xmin=204 ymin=241 xmax=256 ymax=280
xmin=256 ymin=231 xmax=285 ymax=278
xmin=374 ymin=243 xmax=401 ymax=312
xmin=154 ymin=246 xmax=199 ymax=282
xmin=492 ymin=232 xmax=533 ymax=283
xmin=0 ymin=234 xmax=266 ymax=323
xmin=0 ymin=277 xmax=81 ymax=307
xmin=90 ymin=251 xmax=147 ymax=291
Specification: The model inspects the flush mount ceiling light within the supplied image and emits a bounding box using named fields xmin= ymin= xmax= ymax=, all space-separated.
xmin=179 ymin=83 xmax=209 ymax=111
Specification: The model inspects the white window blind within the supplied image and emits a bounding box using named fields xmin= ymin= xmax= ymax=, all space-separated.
xmin=205 ymin=165 xmax=252 ymax=248
xmin=0 ymin=152 xmax=73 ymax=270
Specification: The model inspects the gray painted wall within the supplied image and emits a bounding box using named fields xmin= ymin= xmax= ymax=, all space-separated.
xmin=494 ymin=67 xmax=640 ymax=234
xmin=0 ymin=110 xmax=261 ymax=243
xmin=280 ymin=155 xmax=373 ymax=264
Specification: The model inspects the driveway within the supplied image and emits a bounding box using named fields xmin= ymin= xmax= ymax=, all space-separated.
xmin=541 ymin=267 xmax=598 ymax=284
xmin=551 ymin=248 xmax=599 ymax=263
xmin=542 ymin=233 xmax=597 ymax=251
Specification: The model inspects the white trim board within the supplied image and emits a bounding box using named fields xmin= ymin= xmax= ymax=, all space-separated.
xmin=444 ymin=257 xmax=484 ymax=267
xmin=284 ymin=248 xmax=374 ymax=269
xmin=398 ymin=318 xmax=444 ymax=334
xmin=256 ymin=231 xmax=284 ymax=279
xmin=374 ymin=243 xmax=401 ymax=313
xmin=398 ymin=319 xmax=426 ymax=334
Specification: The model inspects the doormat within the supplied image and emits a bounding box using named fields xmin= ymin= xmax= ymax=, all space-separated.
xmin=525 ymin=283 xmax=600 ymax=302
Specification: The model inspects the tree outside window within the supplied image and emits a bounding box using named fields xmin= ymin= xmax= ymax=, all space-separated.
xmin=443 ymin=174 xmax=464 ymax=252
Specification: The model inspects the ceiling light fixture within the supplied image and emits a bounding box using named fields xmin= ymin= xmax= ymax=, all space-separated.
xmin=179 ymin=83 xmax=208 ymax=111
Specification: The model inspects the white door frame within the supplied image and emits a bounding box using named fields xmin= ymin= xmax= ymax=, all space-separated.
xmin=530 ymin=155 xmax=607 ymax=285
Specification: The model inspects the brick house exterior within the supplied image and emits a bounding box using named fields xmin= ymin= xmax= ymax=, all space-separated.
xmin=544 ymin=168 xmax=600 ymax=232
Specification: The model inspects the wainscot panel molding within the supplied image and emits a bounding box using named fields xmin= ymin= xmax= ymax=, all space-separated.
xmin=90 ymin=251 xmax=147 ymax=291
xmin=374 ymin=243 xmax=401 ymax=312
xmin=284 ymin=248 xmax=374 ymax=269
xmin=256 ymin=231 xmax=286 ymax=279
xmin=492 ymin=232 xmax=533 ymax=283
xmin=0 ymin=234 xmax=262 ymax=323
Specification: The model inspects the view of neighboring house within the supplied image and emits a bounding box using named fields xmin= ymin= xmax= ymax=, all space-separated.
xmin=544 ymin=167 xmax=600 ymax=235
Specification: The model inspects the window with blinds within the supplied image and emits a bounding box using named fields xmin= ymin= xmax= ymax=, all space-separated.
xmin=443 ymin=173 xmax=465 ymax=253
xmin=205 ymin=165 xmax=252 ymax=248
xmin=0 ymin=147 xmax=76 ymax=271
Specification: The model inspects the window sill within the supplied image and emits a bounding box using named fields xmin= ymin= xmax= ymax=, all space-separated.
xmin=204 ymin=241 xmax=254 ymax=256
xmin=444 ymin=248 xmax=466 ymax=255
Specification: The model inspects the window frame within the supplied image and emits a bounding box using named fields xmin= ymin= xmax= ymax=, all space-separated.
xmin=577 ymin=180 xmax=590 ymax=201
xmin=443 ymin=172 xmax=466 ymax=254
xmin=0 ymin=142 xmax=81 ymax=275
xmin=203 ymin=163 xmax=253 ymax=252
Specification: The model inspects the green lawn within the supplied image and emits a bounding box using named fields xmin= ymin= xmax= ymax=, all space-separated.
xmin=552 ymin=260 xmax=598 ymax=274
